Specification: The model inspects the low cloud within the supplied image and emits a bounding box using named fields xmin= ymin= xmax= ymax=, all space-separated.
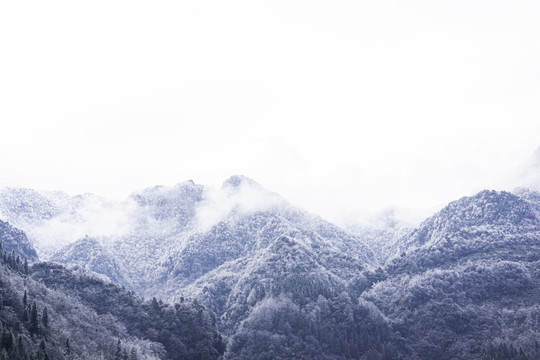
xmin=194 ymin=177 xmax=285 ymax=231
xmin=1 ymin=192 xmax=140 ymax=258
xmin=514 ymin=146 xmax=540 ymax=192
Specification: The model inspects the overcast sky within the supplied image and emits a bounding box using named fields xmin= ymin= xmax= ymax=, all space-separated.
xmin=1 ymin=1 xmax=539 ymax=225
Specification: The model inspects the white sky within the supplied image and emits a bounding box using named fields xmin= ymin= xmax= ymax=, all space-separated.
xmin=1 ymin=1 xmax=540 ymax=225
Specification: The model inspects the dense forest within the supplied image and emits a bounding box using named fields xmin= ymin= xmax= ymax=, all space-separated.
xmin=0 ymin=237 xmax=225 ymax=359
xmin=2 ymin=184 xmax=540 ymax=359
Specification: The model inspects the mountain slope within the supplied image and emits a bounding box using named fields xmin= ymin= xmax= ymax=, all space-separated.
xmin=30 ymin=262 xmax=225 ymax=360
xmin=7 ymin=181 xmax=540 ymax=359
xmin=0 ymin=188 xmax=133 ymax=258
xmin=362 ymin=190 xmax=540 ymax=359
xmin=0 ymin=222 xmax=225 ymax=360
xmin=2 ymin=177 xmax=383 ymax=359
xmin=109 ymin=177 xmax=382 ymax=359
xmin=385 ymin=190 xmax=540 ymax=275
xmin=49 ymin=235 xmax=128 ymax=285
xmin=0 ymin=219 xmax=38 ymax=262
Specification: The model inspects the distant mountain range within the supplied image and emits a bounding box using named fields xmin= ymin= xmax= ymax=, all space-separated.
xmin=2 ymin=176 xmax=540 ymax=359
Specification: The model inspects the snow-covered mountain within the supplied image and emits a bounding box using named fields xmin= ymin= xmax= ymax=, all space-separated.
xmin=362 ymin=189 xmax=540 ymax=359
xmin=0 ymin=176 xmax=377 ymax=290
xmin=0 ymin=187 xmax=135 ymax=258
xmin=346 ymin=210 xmax=413 ymax=265
xmin=4 ymin=177 xmax=540 ymax=359
xmin=0 ymin=218 xmax=38 ymax=262
xmin=49 ymin=235 xmax=128 ymax=285
xmin=0 ymin=176 xmax=382 ymax=358
xmin=0 ymin=221 xmax=224 ymax=360
xmin=384 ymin=190 xmax=540 ymax=275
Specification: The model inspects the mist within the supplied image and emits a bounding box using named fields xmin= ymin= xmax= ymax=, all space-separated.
xmin=194 ymin=176 xmax=286 ymax=231
xmin=1 ymin=1 xmax=539 ymax=226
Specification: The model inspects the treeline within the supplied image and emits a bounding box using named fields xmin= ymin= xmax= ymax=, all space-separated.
xmin=0 ymin=241 xmax=57 ymax=359
xmin=0 ymin=239 xmax=225 ymax=360
xmin=0 ymin=241 xmax=29 ymax=275
xmin=30 ymin=262 xmax=226 ymax=360
xmin=227 ymin=293 xmax=402 ymax=360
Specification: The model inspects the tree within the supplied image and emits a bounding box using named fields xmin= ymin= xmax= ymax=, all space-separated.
xmin=23 ymin=290 xmax=27 ymax=307
xmin=37 ymin=340 xmax=48 ymax=360
xmin=42 ymin=307 xmax=49 ymax=328
xmin=130 ymin=348 xmax=138 ymax=360
xmin=30 ymin=302 xmax=39 ymax=333
xmin=16 ymin=336 xmax=25 ymax=359
xmin=64 ymin=339 xmax=71 ymax=357
xmin=0 ymin=329 xmax=13 ymax=352
xmin=151 ymin=297 xmax=160 ymax=310
xmin=114 ymin=340 xmax=122 ymax=360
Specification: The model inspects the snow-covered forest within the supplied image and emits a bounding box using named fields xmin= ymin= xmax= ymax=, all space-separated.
xmin=2 ymin=177 xmax=540 ymax=359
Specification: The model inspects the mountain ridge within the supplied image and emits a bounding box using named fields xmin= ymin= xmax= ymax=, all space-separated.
xmin=3 ymin=179 xmax=540 ymax=358
xmin=0 ymin=220 xmax=225 ymax=360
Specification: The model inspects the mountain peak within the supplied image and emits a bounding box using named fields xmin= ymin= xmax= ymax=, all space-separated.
xmin=222 ymin=175 xmax=259 ymax=189
xmin=406 ymin=189 xmax=539 ymax=248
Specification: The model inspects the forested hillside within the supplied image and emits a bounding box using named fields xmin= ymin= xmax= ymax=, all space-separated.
xmin=361 ymin=190 xmax=540 ymax=359
xmin=3 ymin=182 xmax=540 ymax=359
xmin=0 ymin=228 xmax=224 ymax=359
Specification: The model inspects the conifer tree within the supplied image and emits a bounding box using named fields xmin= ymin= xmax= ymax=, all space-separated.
xmin=37 ymin=340 xmax=48 ymax=360
xmin=0 ymin=329 xmax=13 ymax=352
xmin=30 ymin=302 xmax=39 ymax=333
xmin=65 ymin=339 xmax=71 ymax=356
xmin=151 ymin=297 xmax=159 ymax=310
xmin=16 ymin=336 xmax=25 ymax=359
xmin=114 ymin=340 xmax=122 ymax=360
xmin=130 ymin=348 xmax=138 ymax=360
xmin=23 ymin=258 xmax=28 ymax=275
xmin=42 ymin=307 xmax=49 ymax=328
xmin=23 ymin=290 xmax=27 ymax=307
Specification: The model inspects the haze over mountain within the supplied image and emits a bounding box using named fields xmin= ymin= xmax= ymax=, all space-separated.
xmin=516 ymin=146 xmax=540 ymax=193
xmin=2 ymin=0 xmax=540 ymax=220
xmin=2 ymin=0 xmax=539 ymax=357
xmin=3 ymin=171 xmax=540 ymax=358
